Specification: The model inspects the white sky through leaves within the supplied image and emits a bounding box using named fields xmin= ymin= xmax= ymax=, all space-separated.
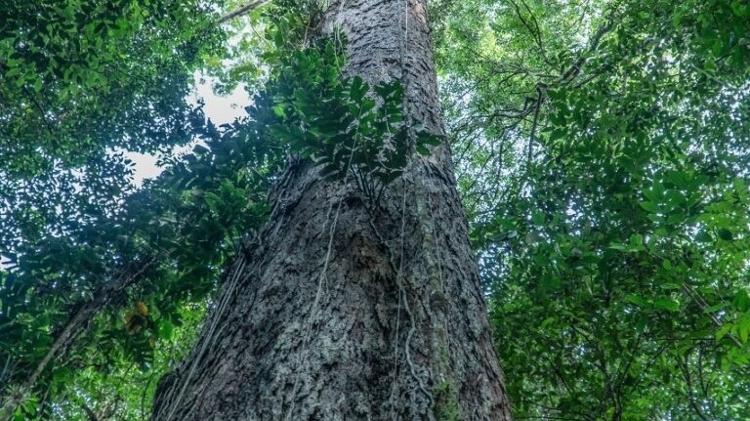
xmin=128 ymin=74 xmax=250 ymax=185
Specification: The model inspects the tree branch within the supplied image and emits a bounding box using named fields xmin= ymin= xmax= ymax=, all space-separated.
xmin=217 ymin=0 xmax=271 ymax=25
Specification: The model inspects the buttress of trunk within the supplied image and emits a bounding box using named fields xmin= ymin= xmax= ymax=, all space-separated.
xmin=151 ymin=1 xmax=512 ymax=419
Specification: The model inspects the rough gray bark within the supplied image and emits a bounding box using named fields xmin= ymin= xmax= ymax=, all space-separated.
xmin=152 ymin=0 xmax=512 ymax=419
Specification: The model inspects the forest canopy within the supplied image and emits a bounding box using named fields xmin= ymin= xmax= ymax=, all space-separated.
xmin=1 ymin=0 xmax=749 ymax=419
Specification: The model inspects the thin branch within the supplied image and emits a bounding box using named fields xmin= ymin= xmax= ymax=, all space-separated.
xmin=217 ymin=0 xmax=270 ymax=25
xmin=682 ymin=283 xmax=742 ymax=348
xmin=79 ymin=400 xmax=99 ymax=421
xmin=527 ymin=86 xmax=544 ymax=166
xmin=679 ymin=355 xmax=711 ymax=421
xmin=560 ymin=19 xmax=613 ymax=84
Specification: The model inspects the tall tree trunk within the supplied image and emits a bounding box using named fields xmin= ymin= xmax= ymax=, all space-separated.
xmin=152 ymin=1 xmax=511 ymax=419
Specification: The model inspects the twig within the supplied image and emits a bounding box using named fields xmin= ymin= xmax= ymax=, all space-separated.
xmin=217 ymin=0 xmax=270 ymax=24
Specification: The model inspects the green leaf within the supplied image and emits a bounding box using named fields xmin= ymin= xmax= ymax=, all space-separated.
xmin=738 ymin=313 xmax=750 ymax=343
xmin=652 ymin=297 xmax=680 ymax=312
xmin=718 ymin=228 xmax=734 ymax=241
xmin=625 ymin=294 xmax=646 ymax=306
xmin=734 ymin=290 xmax=750 ymax=312
xmin=272 ymin=103 xmax=287 ymax=118
xmin=532 ymin=210 xmax=545 ymax=226
xmin=349 ymin=75 xmax=368 ymax=102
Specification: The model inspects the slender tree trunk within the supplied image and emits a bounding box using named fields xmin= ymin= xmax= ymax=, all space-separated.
xmin=152 ymin=1 xmax=512 ymax=419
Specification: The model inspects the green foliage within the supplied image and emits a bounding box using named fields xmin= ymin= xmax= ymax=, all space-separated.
xmin=3 ymin=0 xmax=750 ymax=419
xmin=0 ymin=0 xmax=225 ymax=176
xmin=0 ymin=1 xmax=233 ymax=416
xmin=437 ymin=0 xmax=750 ymax=418
xmin=0 ymin=4 xmax=285 ymax=413
xmin=0 ymin=102 xmax=284 ymax=418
